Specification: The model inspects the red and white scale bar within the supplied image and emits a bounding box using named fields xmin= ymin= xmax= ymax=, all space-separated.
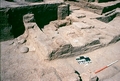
xmin=95 ymin=60 xmax=119 ymax=74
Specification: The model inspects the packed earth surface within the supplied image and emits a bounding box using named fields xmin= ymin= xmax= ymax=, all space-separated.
xmin=0 ymin=0 xmax=120 ymax=81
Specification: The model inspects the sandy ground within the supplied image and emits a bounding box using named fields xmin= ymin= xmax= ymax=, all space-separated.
xmin=1 ymin=1 xmax=120 ymax=81
xmin=1 ymin=37 xmax=120 ymax=81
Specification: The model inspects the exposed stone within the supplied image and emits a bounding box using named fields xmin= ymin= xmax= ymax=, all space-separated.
xmin=20 ymin=46 xmax=29 ymax=53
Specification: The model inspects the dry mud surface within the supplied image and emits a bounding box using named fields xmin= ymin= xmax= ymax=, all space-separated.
xmin=1 ymin=34 xmax=120 ymax=81
xmin=1 ymin=1 xmax=120 ymax=81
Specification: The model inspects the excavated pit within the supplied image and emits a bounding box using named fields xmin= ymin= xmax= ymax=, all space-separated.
xmin=6 ymin=4 xmax=58 ymax=37
xmin=0 ymin=2 xmax=64 ymax=41
xmin=1 ymin=1 xmax=120 ymax=81
xmin=96 ymin=8 xmax=120 ymax=23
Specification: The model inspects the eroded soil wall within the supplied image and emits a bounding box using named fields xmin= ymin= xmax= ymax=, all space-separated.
xmin=0 ymin=3 xmax=63 ymax=41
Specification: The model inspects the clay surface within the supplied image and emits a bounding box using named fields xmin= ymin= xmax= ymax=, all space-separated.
xmin=1 ymin=0 xmax=120 ymax=81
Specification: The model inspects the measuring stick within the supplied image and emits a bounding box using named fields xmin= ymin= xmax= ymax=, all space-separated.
xmin=95 ymin=60 xmax=119 ymax=74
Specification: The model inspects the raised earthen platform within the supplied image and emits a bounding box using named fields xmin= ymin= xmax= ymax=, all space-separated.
xmin=22 ymin=11 xmax=120 ymax=60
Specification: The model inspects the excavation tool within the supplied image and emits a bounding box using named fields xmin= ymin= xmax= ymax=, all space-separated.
xmin=95 ymin=60 xmax=119 ymax=74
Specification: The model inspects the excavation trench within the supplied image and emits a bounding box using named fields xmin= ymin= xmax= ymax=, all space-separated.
xmin=96 ymin=9 xmax=120 ymax=23
xmin=0 ymin=2 xmax=64 ymax=41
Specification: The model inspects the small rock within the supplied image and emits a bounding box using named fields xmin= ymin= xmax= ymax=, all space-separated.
xmin=20 ymin=47 xmax=29 ymax=53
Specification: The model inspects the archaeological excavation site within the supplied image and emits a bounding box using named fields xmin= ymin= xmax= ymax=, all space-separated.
xmin=0 ymin=0 xmax=120 ymax=81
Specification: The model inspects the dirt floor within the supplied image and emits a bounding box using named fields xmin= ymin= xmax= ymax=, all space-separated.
xmin=1 ymin=1 xmax=120 ymax=81
xmin=1 ymin=34 xmax=120 ymax=81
